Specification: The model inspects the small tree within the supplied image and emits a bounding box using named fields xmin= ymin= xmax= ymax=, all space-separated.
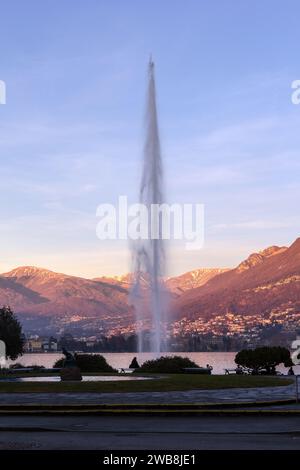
xmin=136 ymin=355 xmax=200 ymax=373
xmin=54 ymin=353 xmax=116 ymax=372
xmin=0 ymin=306 xmax=24 ymax=360
xmin=235 ymin=346 xmax=291 ymax=375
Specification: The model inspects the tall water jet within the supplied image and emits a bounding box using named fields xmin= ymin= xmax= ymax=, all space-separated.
xmin=130 ymin=58 xmax=166 ymax=354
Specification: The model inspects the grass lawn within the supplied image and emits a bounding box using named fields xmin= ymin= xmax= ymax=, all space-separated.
xmin=0 ymin=374 xmax=293 ymax=393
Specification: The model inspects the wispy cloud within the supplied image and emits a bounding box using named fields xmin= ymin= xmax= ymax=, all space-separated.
xmin=212 ymin=218 xmax=299 ymax=231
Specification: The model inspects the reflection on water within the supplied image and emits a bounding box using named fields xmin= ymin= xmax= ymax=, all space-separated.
xmin=8 ymin=352 xmax=298 ymax=375
xmin=1 ymin=375 xmax=152 ymax=383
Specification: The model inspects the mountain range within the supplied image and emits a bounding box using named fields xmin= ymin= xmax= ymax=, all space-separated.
xmin=174 ymin=239 xmax=300 ymax=322
xmin=0 ymin=237 xmax=299 ymax=334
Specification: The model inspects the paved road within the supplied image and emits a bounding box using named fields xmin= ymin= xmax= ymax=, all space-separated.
xmin=0 ymin=382 xmax=296 ymax=405
xmin=0 ymin=415 xmax=300 ymax=449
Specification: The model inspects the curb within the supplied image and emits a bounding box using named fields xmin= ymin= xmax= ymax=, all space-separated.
xmin=0 ymin=410 xmax=300 ymax=417
xmin=0 ymin=398 xmax=297 ymax=415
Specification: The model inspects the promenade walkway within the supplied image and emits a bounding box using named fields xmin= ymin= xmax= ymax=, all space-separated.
xmin=0 ymin=381 xmax=296 ymax=405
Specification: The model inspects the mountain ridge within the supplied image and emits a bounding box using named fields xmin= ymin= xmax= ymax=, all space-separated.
xmin=0 ymin=238 xmax=299 ymax=335
xmin=174 ymin=238 xmax=300 ymax=322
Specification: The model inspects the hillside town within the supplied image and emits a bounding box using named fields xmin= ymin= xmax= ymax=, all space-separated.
xmin=22 ymin=304 xmax=300 ymax=353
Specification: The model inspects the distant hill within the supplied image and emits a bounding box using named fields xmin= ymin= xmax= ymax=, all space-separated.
xmin=174 ymin=241 xmax=300 ymax=321
xmin=0 ymin=238 xmax=299 ymax=334
xmin=166 ymin=268 xmax=229 ymax=295
xmin=1 ymin=266 xmax=133 ymax=328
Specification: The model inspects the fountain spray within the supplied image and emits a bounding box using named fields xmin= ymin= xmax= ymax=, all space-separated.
xmin=130 ymin=58 xmax=166 ymax=354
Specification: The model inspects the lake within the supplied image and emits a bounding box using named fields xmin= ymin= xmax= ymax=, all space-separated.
xmin=8 ymin=352 xmax=299 ymax=375
xmin=1 ymin=375 xmax=152 ymax=383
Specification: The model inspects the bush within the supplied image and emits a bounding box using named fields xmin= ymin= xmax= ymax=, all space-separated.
xmin=54 ymin=354 xmax=116 ymax=372
xmin=136 ymin=355 xmax=199 ymax=373
xmin=9 ymin=363 xmax=25 ymax=369
xmin=235 ymin=346 xmax=292 ymax=375
xmin=53 ymin=358 xmax=64 ymax=368
xmin=9 ymin=363 xmax=45 ymax=370
xmin=0 ymin=306 xmax=24 ymax=360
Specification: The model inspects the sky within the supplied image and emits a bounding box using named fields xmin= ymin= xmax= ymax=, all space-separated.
xmin=0 ymin=0 xmax=300 ymax=278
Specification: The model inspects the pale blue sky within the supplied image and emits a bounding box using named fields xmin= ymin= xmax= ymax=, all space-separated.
xmin=0 ymin=0 xmax=300 ymax=277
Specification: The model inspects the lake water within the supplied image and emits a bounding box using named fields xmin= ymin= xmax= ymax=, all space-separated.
xmin=1 ymin=375 xmax=152 ymax=383
xmin=8 ymin=352 xmax=300 ymax=375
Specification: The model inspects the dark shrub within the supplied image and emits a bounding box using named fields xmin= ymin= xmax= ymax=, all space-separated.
xmin=0 ymin=306 xmax=24 ymax=360
xmin=53 ymin=358 xmax=64 ymax=368
xmin=136 ymin=355 xmax=199 ymax=373
xmin=235 ymin=346 xmax=292 ymax=374
xmin=129 ymin=357 xmax=140 ymax=368
xmin=54 ymin=354 xmax=116 ymax=372
xmin=9 ymin=363 xmax=26 ymax=369
xmin=9 ymin=363 xmax=45 ymax=370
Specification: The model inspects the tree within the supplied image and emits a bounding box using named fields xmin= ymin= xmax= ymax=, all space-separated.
xmin=54 ymin=353 xmax=116 ymax=372
xmin=136 ymin=355 xmax=200 ymax=373
xmin=0 ymin=306 xmax=24 ymax=360
xmin=235 ymin=346 xmax=292 ymax=375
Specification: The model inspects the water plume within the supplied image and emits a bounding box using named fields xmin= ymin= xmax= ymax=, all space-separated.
xmin=130 ymin=58 xmax=166 ymax=353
